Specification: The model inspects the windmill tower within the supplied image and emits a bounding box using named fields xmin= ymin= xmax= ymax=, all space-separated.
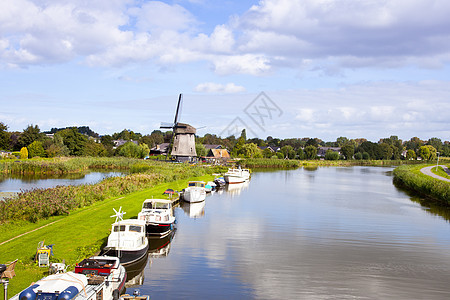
xmin=160 ymin=94 xmax=197 ymax=162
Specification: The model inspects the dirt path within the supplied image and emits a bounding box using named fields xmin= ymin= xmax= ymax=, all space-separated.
xmin=420 ymin=165 xmax=450 ymax=183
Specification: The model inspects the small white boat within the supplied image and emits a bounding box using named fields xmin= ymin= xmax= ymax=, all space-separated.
xmin=103 ymin=219 xmax=149 ymax=266
xmin=13 ymin=256 xmax=127 ymax=300
xmin=214 ymin=176 xmax=226 ymax=187
xmin=138 ymin=199 xmax=176 ymax=237
xmin=224 ymin=168 xmax=250 ymax=184
xmin=205 ymin=181 xmax=216 ymax=193
xmin=183 ymin=181 xmax=206 ymax=203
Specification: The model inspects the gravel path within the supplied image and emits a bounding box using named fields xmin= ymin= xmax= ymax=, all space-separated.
xmin=420 ymin=165 xmax=450 ymax=183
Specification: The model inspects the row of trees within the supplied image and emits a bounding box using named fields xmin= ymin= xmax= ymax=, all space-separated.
xmin=0 ymin=122 xmax=448 ymax=160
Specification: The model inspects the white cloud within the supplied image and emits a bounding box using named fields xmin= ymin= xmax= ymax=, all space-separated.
xmin=194 ymin=82 xmax=245 ymax=93
xmin=212 ymin=54 xmax=271 ymax=75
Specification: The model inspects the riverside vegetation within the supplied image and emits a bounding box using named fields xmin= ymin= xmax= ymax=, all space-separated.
xmin=0 ymin=157 xmax=223 ymax=297
xmin=393 ymin=163 xmax=450 ymax=205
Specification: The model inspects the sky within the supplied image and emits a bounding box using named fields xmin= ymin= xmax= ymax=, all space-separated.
xmin=1 ymin=0 xmax=450 ymax=142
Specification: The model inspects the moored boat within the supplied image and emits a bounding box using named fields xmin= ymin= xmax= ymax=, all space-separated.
xmin=223 ymin=168 xmax=250 ymax=184
xmin=138 ymin=199 xmax=176 ymax=238
xmin=102 ymin=219 xmax=149 ymax=266
xmin=12 ymin=256 xmax=127 ymax=300
xmin=183 ymin=181 xmax=206 ymax=203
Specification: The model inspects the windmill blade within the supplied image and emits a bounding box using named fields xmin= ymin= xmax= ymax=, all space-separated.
xmin=173 ymin=94 xmax=183 ymax=125
xmin=160 ymin=122 xmax=174 ymax=129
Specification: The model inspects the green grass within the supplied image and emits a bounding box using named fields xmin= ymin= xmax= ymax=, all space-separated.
xmin=431 ymin=166 xmax=450 ymax=179
xmin=393 ymin=164 xmax=450 ymax=205
xmin=0 ymin=174 xmax=212 ymax=298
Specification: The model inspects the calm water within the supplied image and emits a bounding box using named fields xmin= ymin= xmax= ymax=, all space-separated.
xmin=125 ymin=167 xmax=450 ymax=299
xmin=0 ymin=171 xmax=124 ymax=192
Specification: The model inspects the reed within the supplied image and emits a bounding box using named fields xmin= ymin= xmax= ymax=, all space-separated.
xmin=393 ymin=164 xmax=450 ymax=205
xmin=0 ymin=161 xmax=210 ymax=223
xmin=238 ymin=158 xmax=414 ymax=168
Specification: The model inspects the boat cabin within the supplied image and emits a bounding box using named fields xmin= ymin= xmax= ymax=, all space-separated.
xmin=188 ymin=181 xmax=205 ymax=188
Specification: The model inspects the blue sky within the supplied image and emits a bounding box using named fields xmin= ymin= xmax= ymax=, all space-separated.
xmin=1 ymin=0 xmax=449 ymax=142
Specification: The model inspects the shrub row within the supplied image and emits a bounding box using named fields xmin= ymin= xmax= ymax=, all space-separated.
xmin=393 ymin=164 xmax=450 ymax=205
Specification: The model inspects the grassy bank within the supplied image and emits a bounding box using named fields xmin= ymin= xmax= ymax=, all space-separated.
xmin=0 ymin=160 xmax=213 ymax=224
xmin=238 ymin=158 xmax=414 ymax=169
xmin=0 ymin=157 xmax=157 ymax=174
xmin=393 ymin=164 xmax=450 ymax=205
xmin=0 ymin=173 xmax=213 ymax=298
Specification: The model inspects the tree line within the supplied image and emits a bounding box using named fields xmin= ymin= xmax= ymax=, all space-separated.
xmin=0 ymin=122 xmax=448 ymax=160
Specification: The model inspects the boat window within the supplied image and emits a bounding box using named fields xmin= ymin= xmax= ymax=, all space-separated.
xmin=188 ymin=183 xmax=195 ymax=187
xmin=155 ymin=203 xmax=169 ymax=209
xmin=143 ymin=202 xmax=153 ymax=209
xmin=129 ymin=226 xmax=142 ymax=233
xmin=113 ymin=225 xmax=126 ymax=232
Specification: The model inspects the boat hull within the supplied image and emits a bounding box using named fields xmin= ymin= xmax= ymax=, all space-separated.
xmin=183 ymin=188 xmax=206 ymax=203
xmin=146 ymin=222 xmax=175 ymax=237
xmin=103 ymin=244 xmax=149 ymax=266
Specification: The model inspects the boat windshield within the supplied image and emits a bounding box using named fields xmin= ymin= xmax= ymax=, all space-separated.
xmin=143 ymin=202 xmax=169 ymax=209
xmin=113 ymin=225 xmax=126 ymax=232
xmin=129 ymin=225 xmax=142 ymax=233
xmin=155 ymin=203 xmax=169 ymax=209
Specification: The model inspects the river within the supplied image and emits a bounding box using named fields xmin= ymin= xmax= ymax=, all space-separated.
xmin=126 ymin=166 xmax=450 ymax=299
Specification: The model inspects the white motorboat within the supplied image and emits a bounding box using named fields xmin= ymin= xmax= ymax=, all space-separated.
xmin=13 ymin=256 xmax=127 ymax=300
xmin=182 ymin=181 xmax=206 ymax=203
xmin=103 ymin=219 xmax=149 ymax=266
xmin=223 ymin=168 xmax=251 ymax=184
xmin=138 ymin=199 xmax=176 ymax=237
xmin=205 ymin=181 xmax=216 ymax=193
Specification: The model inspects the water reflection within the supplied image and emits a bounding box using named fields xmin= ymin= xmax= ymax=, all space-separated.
xmin=225 ymin=180 xmax=250 ymax=196
xmin=181 ymin=201 xmax=205 ymax=218
xmin=138 ymin=167 xmax=450 ymax=299
xmin=124 ymin=253 xmax=149 ymax=288
xmin=148 ymin=230 xmax=175 ymax=258
xmin=0 ymin=171 xmax=124 ymax=192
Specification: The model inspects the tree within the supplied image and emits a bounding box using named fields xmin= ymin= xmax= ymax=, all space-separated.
xmin=418 ymin=145 xmax=433 ymax=160
xmin=45 ymin=134 xmax=70 ymax=157
xmin=379 ymin=143 xmax=393 ymax=160
xmin=18 ymin=125 xmax=44 ymax=149
xmin=336 ymin=137 xmax=349 ymax=147
xmin=354 ymin=152 xmax=363 ymax=160
xmin=325 ymin=150 xmax=340 ymax=160
xmin=195 ymin=143 xmax=207 ymax=157
xmin=28 ymin=141 xmax=45 ymax=158
xmin=117 ymin=142 xmax=148 ymax=158
xmin=20 ymin=147 xmax=28 ymax=159
xmin=297 ymin=148 xmax=305 ymax=160
xmin=262 ymin=148 xmax=273 ymax=158
xmin=83 ymin=140 xmax=108 ymax=157
xmin=304 ymin=145 xmax=318 ymax=159
xmin=57 ymin=128 xmax=88 ymax=156
xmin=231 ymin=129 xmax=246 ymax=157
xmin=341 ymin=143 xmax=355 ymax=160
xmin=240 ymin=143 xmax=262 ymax=158
xmin=406 ymin=149 xmax=416 ymax=160
xmin=0 ymin=122 xmax=10 ymax=150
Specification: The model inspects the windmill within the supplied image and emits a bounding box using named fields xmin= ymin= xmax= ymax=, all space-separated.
xmin=160 ymin=94 xmax=197 ymax=162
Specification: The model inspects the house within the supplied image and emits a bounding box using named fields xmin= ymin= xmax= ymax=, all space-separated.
xmin=203 ymin=144 xmax=222 ymax=150
xmin=113 ymin=139 xmax=138 ymax=149
xmin=317 ymin=147 xmax=341 ymax=157
xmin=150 ymin=143 xmax=170 ymax=156
xmin=259 ymin=146 xmax=280 ymax=153
xmin=203 ymin=148 xmax=230 ymax=164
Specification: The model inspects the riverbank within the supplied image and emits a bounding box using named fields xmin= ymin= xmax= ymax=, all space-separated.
xmin=393 ymin=164 xmax=450 ymax=205
xmin=0 ymin=157 xmax=164 ymax=174
xmin=238 ymin=158 xmax=416 ymax=169
xmin=0 ymin=174 xmax=214 ymax=298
